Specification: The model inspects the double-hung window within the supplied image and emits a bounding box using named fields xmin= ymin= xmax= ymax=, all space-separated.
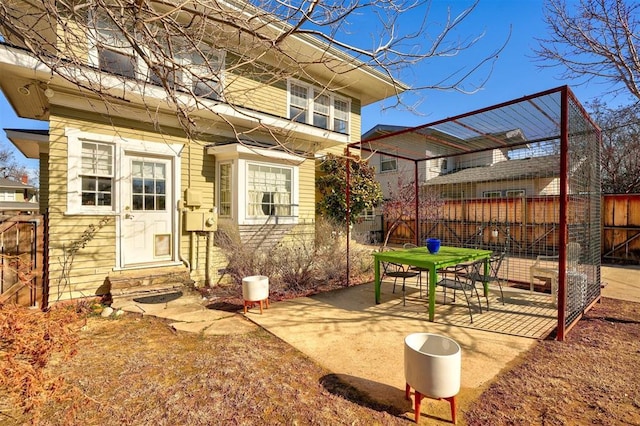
xmin=191 ymin=49 xmax=225 ymax=100
xmin=288 ymin=81 xmax=350 ymax=133
xmin=380 ymin=155 xmax=397 ymax=172
xmin=247 ymin=164 xmax=292 ymax=218
xmin=80 ymin=142 xmax=114 ymax=207
xmin=91 ymin=13 xmax=137 ymax=79
xmin=289 ymin=83 xmax=308 ymax=124
xmin=313 ymin=91 xmax=330 ymax=128
xmin=218 ymin=162 xmax=232 ymax=217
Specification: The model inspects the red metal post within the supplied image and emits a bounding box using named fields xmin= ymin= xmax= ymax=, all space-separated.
xmin=345 ymin=149 xmax=351 ymax=288
xmin=414 ymin=161 xmax=419 ymax=246
xmin=557 ymin=87 xmax=569 ymax=341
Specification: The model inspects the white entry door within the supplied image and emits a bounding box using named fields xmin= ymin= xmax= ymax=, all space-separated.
xmin=121 ymin=155 xmax=173 ymax=267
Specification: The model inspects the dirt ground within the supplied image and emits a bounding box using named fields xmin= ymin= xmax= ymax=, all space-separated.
xmin=2 ymin=294 xmax=639 ymax=425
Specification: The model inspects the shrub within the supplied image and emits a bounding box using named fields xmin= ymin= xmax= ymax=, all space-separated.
xmin=213 ymin=218 xmax=374 ymax=298
xmin=0 ymin=303 xmax=88 ymax=424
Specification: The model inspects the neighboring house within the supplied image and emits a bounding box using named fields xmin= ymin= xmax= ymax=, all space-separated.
xmin=355 ymin=123 xmax=560 ymax=241
xmin=0 ymin=3 xmax=404 ymax=304
xmin=422 ymin=154 xmax=560 ymax=198
xmin=0 ymin=175 xmax=38 ymax=215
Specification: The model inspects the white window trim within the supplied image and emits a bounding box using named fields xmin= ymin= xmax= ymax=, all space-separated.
xmin=65 ymin=128 xmax=182 ymax=216
xmin=287 ymin=79 xmax=350 ymax=134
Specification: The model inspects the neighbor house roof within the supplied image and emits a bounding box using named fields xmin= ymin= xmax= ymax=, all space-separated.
xmin=424 ymin=155 xmax=560 ymax=186
xmin=0 ymin=176 xmax=34 ymax=189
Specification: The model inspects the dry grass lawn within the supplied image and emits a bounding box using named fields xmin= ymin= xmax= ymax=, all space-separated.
xmin=1 ymin=296 xmax=638 ymax=425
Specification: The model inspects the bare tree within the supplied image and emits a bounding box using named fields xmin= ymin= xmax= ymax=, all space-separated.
xmin=587 ymin=99 xmax=640 ymax=193
xmin=0 ymin=0 xmax=506 ymax=157
xmin=381 ymin=174 xmax=442 ymax=247
xmin=0 ymin=145 xmax=30 ymax=181
xmin=536 ymin=0 xmax=640 ymax=101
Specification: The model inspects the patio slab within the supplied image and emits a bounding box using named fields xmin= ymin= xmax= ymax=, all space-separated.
xmin=248 ymin=282 xmax=538 ymax=419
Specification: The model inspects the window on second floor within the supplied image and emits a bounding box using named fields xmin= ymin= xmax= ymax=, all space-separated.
xmin=89 ymin=12 xmax=224 ymax=100
xmin=0 ymin=191 xmax=17 ymax=202
xmin=288 ymin=81 xmax=350 ymax=134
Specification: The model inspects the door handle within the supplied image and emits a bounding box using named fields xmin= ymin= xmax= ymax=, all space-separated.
xmin=125 ymin=213 xmax=134 ymax=219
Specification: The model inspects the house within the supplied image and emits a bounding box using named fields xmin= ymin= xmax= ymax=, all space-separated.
xmin=0 ymin=174 xmax=38 ymax=215
xmin=0 ymin=2 xmax=404 ymax=304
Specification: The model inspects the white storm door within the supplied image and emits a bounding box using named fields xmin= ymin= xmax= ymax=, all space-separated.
xmin=121 ymin=155 xmax=173 ymax=266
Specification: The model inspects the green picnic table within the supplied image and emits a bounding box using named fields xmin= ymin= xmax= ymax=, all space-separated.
xmin=372 ymin=246 xmax=492 ymax=321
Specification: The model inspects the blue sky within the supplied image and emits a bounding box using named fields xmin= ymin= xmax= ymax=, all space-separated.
xmin=362 ymin=0 xmax=634 ymax=132
xmin=0 ymin=0 xmax=635 ymax=172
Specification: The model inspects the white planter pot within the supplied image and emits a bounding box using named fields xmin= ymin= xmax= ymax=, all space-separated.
xmin=242 ymin=275 xmax=269 ymax=314
xmin=404 ymin=333 xmax=461 ymax=423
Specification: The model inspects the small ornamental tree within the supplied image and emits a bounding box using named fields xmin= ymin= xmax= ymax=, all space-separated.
xmin=316 ymin=152 xmax=382 ymax=226
xmin=382 ymin=174 xmax=443 ymax=247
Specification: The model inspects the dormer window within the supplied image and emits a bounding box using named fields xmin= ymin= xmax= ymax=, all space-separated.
xmin=288 ymin=80 xmax=350 ymax=134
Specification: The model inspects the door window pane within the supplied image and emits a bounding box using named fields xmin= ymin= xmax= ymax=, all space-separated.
xmin=131 ymin=160 xmax=167 ymax=211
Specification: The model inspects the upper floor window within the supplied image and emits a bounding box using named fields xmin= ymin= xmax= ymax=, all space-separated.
xmin=0 ymin=191 xmax=16 ymax=202
xmin=89 ymin=12 xmax=224 ymax=99
xmin=380 ymin=155 xmax=397 ymax=172
xmin=288 ymin=81 xmax=350 ymax=134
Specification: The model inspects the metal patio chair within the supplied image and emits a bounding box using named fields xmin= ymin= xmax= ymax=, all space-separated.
xmin=436 ymin=260 xmax=484 ymax=323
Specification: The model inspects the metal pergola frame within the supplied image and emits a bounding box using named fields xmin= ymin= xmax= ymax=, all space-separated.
xmin=345 ymin=85 xmax=602 ymax=340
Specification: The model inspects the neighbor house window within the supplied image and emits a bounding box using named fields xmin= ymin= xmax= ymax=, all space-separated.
xmin=247 ymin=164 xmax=292 ymax=217
xmin=483 ymin=190 xmax=502 ymax=198
xmin=505 ymin=189 xmax=525 ymax=197
xmin=80 ymin=142 xmax=113 ymax=207
xmin=0 ymin=191 xmax=16 ymax=201
xmin=380 ymin=155 xmax=397 ymax=172
xmin=361 ymin=207 xmax=375 ymax=221
xmin=288 ymin=80 xmax=350 ymax=133
xmin=218 ymin=162 xmax=232 ymax=217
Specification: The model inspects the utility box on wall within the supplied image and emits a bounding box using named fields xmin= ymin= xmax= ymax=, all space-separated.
xmin=184 ymin=210 xmax=217 ymax=231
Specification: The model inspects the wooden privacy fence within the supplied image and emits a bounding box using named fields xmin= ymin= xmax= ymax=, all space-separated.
xmin=602 ymin=194 xmax=640 ymax=262
xmin=0 ymin=215 xmax=45 ymax=307
xmin=386 ymin=194 xmax=639 ymax=262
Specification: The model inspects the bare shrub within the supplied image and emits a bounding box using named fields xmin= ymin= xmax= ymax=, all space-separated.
xmin=213 ymin=218 xmax=374 ymax=299
xmin=0 ymin=303 xmax=88 ymax=424
xmin=215 ymin=224 xmax=276 ymax=286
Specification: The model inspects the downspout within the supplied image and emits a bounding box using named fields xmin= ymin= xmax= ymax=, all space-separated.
xmin=206 ymin=231 xmax=214 ymax=287
xmin=191 ymin=232 xmax=198 ymax=271
xmin=177 ymin=200 xmax=191 ymax=271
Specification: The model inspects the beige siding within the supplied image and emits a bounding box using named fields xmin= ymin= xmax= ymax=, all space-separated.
xmin=298 ymin=159 xmax=316 ymax=224
xmin=224 ymin=69 xmax=288 ymax=117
